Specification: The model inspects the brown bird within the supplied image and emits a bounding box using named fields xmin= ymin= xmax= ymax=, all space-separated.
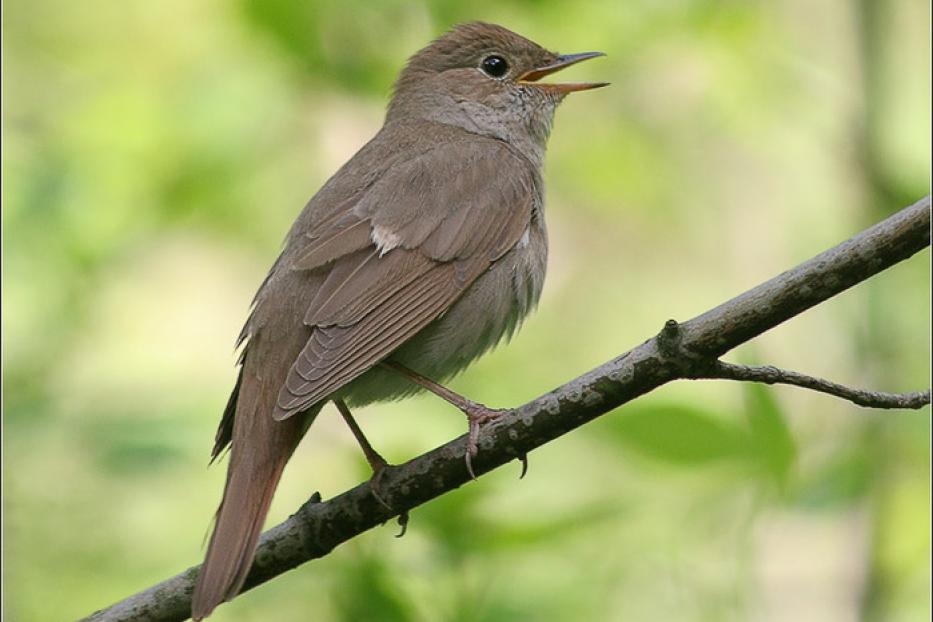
xmin=191 ymin=21 xmax=606 ymax=619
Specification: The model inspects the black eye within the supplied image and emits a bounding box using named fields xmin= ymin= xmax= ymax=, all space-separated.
xmin=481 ymin=55 xmax=509 ymax=78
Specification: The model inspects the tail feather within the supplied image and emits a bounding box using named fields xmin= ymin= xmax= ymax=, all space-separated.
xmin=191 ymin=373 xmax=320 ymax=620
xmin=191 ymin=451 xmax=288 ymax=620
xmin=210 ymin=367 xmax=243 ymax=464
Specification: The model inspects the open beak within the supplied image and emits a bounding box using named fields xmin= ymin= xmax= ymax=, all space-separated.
xmin=517 ymin=52 xmax=609 ymax=94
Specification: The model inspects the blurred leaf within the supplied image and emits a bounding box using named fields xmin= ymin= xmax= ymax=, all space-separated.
xmin=481 ymin=501 xmax=625 ymax=550
xmin=238 ymin=0 xmax=326 ymax=73
xmin=334 ymin=553 xmax=414 ymax=622
xmin=414 ymin=480 xmax=489 ymax=561
xmin=743 ymin=383 xmax=796 ymax=491
xmin=794 ymin=445 xmax=873 ymax=510
xmin=605 ymin=404 xmax=750 ymax=465
xmin=84 ymin=417 xmax=190 ymax=474
xmin=238 ymin=0 xmax=410 ymax=92
xmin=415 ymin=481 xmax=622 ymax=562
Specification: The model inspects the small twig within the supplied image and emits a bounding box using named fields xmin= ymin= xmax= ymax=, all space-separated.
xmin=691 ymin=360 xmax=931 ymax=409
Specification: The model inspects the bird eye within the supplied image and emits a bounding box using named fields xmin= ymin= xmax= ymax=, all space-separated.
xmin=480 ymin=55 xmax=509 ymax=78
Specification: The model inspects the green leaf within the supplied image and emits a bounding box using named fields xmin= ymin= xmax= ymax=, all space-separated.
xmin=743 ymin=383 xmax=797 ymax=490
xmin=481 ymin=502 xmax=625 ymax=551
xmin=83 ymin=415 xmax=195 ymax=475
xmin=606 ymin=404 xmax=750 ymax=465
xmin=334 ymin=553 xmax=414 ymax=622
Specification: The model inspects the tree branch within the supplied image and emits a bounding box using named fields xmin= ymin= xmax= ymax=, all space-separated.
xmin=689 ymin=360 xmax=931 ymax=409
xmin=81 ymin=197 xmax=931 ymax=622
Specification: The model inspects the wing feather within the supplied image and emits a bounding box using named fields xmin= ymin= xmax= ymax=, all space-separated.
xmin=306 ymin=249 xmax=436 ymax=327
xmin=292 ymin=218 xmax=373 ymax=271
xmin=272 ymin=138 xmax=535 ymax=420
xmin=276 ymin=262 xmax=461 ymax=413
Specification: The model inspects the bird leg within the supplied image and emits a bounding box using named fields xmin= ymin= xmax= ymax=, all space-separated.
xmin=380 ymin=361 xmax=515 ymax=479
xmin=333 ymin=399 xmax=411 ymax=536
xmin=333 ymin=399 xmax=392 ymax=510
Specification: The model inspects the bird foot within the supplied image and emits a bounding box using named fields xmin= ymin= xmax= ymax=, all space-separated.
xmin=366 ymin=456 xmax=393 ymax=511
xmin=367 ymin=461 xmax=412 ymax=537
xmin=463 ymin=402 xmax=510 ymax=479
xmin=377 ymin=362 xmax=526 ymax=480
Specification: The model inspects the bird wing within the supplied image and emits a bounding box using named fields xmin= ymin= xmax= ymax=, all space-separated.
xmin=272 ymin=138 xmax=535 ymax=420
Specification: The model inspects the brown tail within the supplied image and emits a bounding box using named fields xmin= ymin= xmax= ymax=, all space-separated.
xmin=191 ymin=377 xmax=320 ymax=620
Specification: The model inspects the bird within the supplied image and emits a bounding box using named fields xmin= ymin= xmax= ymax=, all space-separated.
xmin=191 ymin=21 xmax=606 ymax=619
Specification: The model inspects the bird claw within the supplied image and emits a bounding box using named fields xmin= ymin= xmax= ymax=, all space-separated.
xmin=366 ymin=459 xmax=393 ymax=511
xmin=517 ymin=453 xmax=529 ymax=479
xmin=368 ymin=463 xmax=410 ymax=537
xmin=462 ymin=404 xmax=509 ymax=480
xmin=395 ymin=511 xmax=410 ymax=538
xmin=465 ymin=450 xmax=478 ymax=481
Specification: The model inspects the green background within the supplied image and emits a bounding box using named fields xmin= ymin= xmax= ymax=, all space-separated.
xmin=3 ymin=1 xmax=930 ymax=620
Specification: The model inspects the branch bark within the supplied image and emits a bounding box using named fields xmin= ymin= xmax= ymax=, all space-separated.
xmin=82 ymin=197 xmax=931 ymax=622
xmin=691 ymin=361 xmax=930 ymax=409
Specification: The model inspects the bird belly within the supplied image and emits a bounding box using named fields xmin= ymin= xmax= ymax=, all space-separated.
xmin=338 ymin=223 xmax=546 ymax=407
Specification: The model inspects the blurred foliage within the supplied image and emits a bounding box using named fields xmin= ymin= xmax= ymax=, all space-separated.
xmin=3 ymin=0 xmax=930 ymax=621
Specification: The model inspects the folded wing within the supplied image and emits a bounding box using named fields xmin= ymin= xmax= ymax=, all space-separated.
xmin=273 ymin=138 xmax=534 ymax=420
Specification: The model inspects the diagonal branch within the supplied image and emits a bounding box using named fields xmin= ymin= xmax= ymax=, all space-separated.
xmin=690 ymin=360 xmax=931 ymax=409
xmin=81 ymin=197 xmax=931 ymax=622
